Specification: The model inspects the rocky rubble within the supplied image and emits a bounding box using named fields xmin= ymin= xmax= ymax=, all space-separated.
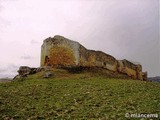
xmin=13 ymin=66 xmax=44 ymax=80
xmin=43 ymin=72 xmax=53 ymax=78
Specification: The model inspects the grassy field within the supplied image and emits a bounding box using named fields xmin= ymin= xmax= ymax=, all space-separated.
xmin=0 ymin=70 xmax=160 ymax=119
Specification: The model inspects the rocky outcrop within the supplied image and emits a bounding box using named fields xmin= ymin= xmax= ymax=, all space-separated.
xmin=17 ymin=66 xmax=45 ymax=76
xmin=13 ymin=66 xmax=44 ymax=79
xmin=41 ymin=35 xmax=147 ymax=80
xmin=17 ymin=66 xmax=32 ymax=77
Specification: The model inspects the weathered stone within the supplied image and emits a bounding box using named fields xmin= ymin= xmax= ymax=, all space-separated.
xmin=41 ymin=35 xmax=117 ymax=71
xmin=30 ymin=68 xmax=37 ymax=74
xmin=40 ymin=35 xmax=147 ymax=80
xmin=43 ymin=72 xmax=53 ymax=78
xmin=36 ymin=67 xmax=45 ymax=72
xmin=142 ymin=72 xmax=147 ymax=81
xmin=17 ymin=66 xmax=44 ymax=77
xmin=44 ymin=66 xmax=52 ymax=71
xmin=18 ymin=66 xmax=31 ymax=76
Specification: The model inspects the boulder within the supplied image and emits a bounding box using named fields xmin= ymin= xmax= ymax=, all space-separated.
xmin=36 ymin=67 xmax=45 ymax=72
xmin=13 ymin=66 xmax=46 ymax=80
xmin=18 ymin=66 xmax=31 ymax=76
xmin=30 ymin=68 xmax=37 ymax=74
xmin=17 ymin=66 xmax=44 ymax=77
xmin=43 ymin=72 xmax=53 ymax=78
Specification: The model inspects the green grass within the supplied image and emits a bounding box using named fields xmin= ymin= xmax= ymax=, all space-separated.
xmin=0 ymin=71 xmax=160 ymax=119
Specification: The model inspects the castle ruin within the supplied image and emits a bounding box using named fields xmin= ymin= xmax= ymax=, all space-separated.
xmin=41 ymin=35 xmax=147 ymax=80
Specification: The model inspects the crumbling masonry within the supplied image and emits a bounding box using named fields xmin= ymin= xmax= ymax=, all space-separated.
xmin=41 ymin=35 xmax=147 ymax=80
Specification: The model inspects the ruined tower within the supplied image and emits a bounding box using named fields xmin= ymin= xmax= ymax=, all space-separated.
xmin=41 ymin=35 xmax=147 ymax=80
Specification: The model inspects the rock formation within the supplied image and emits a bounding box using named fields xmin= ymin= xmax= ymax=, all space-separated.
xmin=41 ymin=35 xmax=147 ymax=80
xmin=13 ymin=66 xmax=44 ymax=79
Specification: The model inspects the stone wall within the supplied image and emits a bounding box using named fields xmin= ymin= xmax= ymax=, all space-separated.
xmin=117 ymin=60 xmax=144 ymax=80
xmin=41 ymin=35 xmax=147 ymax=80
xmin=41 ymin=35 xmax=117 ymax=72
xmin=78 ymin=49 xmax=117 ymax=72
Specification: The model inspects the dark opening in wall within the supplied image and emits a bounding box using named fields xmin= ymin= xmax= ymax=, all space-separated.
xmin=44 ymin=56 xmax=50 ymax=66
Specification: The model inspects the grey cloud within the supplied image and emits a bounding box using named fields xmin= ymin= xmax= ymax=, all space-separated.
xmin=0 ymin=1 xmax=10 ymax=30
xmin=0 ymin=69 xmax=7 ymax=73
xmin=0 ymin=73 xmax=13 ymax=78
xmin=20 ymin=55 xmax=33 ymax=60
xmin=87 ymin=0 xmax=159 ymax=77
xmin=7 ymin=64 xmax=19 ymax=70
xmin=0 ymin=5 xmax=2 ymax=11
xmin=30 ymin=40 xmax=40 ymax=44
xmin=0 ymin=65 xmax=18 ymax=74
xmin=0 ymin=64 xmax=19 ymax=78
xmin=0 ymin=1 xmax=3 ymax=28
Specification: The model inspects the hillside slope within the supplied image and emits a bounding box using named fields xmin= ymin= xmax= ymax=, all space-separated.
xmin=0 ymin=69 xmax=159 ymax=119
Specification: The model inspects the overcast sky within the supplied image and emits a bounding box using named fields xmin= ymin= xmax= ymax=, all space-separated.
xmin=0 ymin=0 xmax=159 ymax=78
